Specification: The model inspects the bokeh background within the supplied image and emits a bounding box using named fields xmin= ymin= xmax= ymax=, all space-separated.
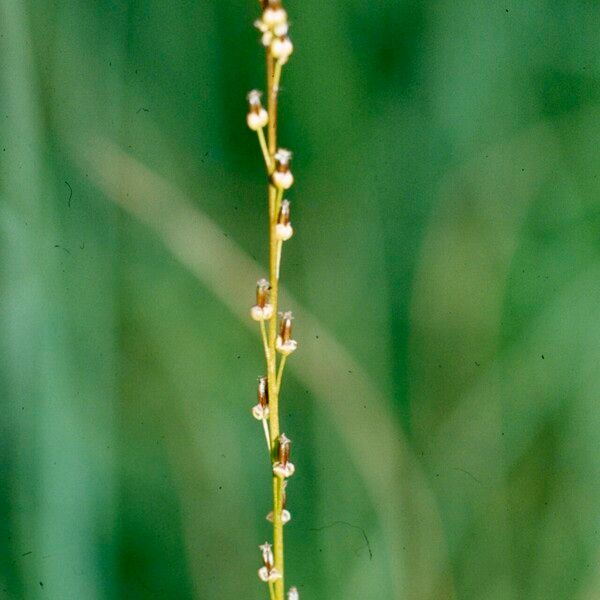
xmin=2 ymin=1 xmax=600 ymax=598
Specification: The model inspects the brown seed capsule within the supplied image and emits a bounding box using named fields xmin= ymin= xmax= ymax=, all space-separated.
xmin=279 ymin=311 xmax=293 ymax=342
xmin=276 ymin=311 xmax=297 ymax=355
xmin=278 ymin=433 xmax=291 ymax=465
xmin=251 ymin=279 xmax=274 ymax=321
xmin=258 ymin=376 xmax=269 ymax=407
xmin=273 ymin=433 xmax=295 ymax=478
xmin=252 ymin=376 xmax=270 ymax=420
xmin=256 ymin=278 xmax=270 ymax=308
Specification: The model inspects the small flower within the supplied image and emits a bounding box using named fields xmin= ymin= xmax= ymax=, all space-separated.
xmin=288 ymin=587 xmax=299 ymax=600
xmin=275 ymin=199 xmax=293 ymax=241
xmin=258 ymin=566 xmax=282 ymax=582
xmin=246 ymin=90 xmax=269 ymax=131
xmin=276 ymin=310 xmax=297 ymax=355
xmin=262 ymin=0 xmax=288 ymax=28
xmin=260 ymin=542 xmax=274 ymax=569
xmin=251 ymin=278 xmax=274 ymax=321
xmin=258 ymin=542 xmax=282 ymax=582
xmin=255 ymin=19 xmax=273 ymax=47
xmin=266 ymin=509 xmax=291 ymax=524
xmin=273 ymin=433 xmax=295 ymax=478
xmin=271 ymin=149 xmax=294 ymax=190
xmin=252 ymin=376 xmax=270 ymax=420
xmin=271 ymin=34 xmax=293 ymax=64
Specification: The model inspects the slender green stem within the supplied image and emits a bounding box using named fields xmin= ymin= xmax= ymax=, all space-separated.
xmin=268 ymin=581 xmax=276 ymax=600
xmin=276 ymin=355 xmax=287 ymax=393
xmin=262 ymin=418 xmax=271 ymax=452
xmin=273 ymin=60 xmax=282 ymax=99
xmin=267 ymin=49 xmax=285 ymax=600
xmin=275 ymin=240 xmax=283 ymax=280
xmin=257 ymin=127 xmax=273 ymax=172
xmin=260 ymin=318 xmax=270 ymax=362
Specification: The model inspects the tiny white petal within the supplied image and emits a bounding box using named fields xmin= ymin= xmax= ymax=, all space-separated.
xmin=273 ymin=461 xmax=295 ymax=478
xmin=252 ymin=404 xmax=269 ymax=420
xmin=247 ymin=109 xmax=268 ymax=131
xmin=267 ymin=509 xmax=291 ymax=524
xmin=271 ymin=36 xmax=293 ymax=62
xmin=262 ymin=7 xmax=287 ymax=27
xmin=251 ymin=304 xmax=274 ymax=321
xmin=276 ymin=336 xmax=297 ymax=355
xmin=275 ymin=223 xmax=294 ymax=241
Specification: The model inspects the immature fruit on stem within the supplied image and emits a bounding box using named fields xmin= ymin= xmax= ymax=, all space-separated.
xmin=258 ymin=542 xmax=282 ymax=582
xmin=251 ymin=278 xmax=274 ymax=321
xmin=272 ymin=433 xmax=295 ymax=478
xmin=271 ymin=34 xmax=293 ymax=64
xmin=252 ymin=376 xmax=270 ymax=420
xmin=276 ymin=199 xmax=294 ymax=241
xmin=247 ymin=90 xmax=269 ymax=131
xmin=276 ymin=311 xmax=297 ymax=355
xmin=262 ymin=0 xmax=287 ymax=28
xmin=272 ymin=149 xmax=294 ymax=190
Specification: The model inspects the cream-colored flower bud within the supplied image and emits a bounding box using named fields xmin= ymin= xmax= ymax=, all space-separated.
xmin=276 ymin=199 xmax=293 ymax=241
xmin=246 ymin=90 xmax=268 ymax=131
xmin=258 ymin=566 xmax=282 ymax=582
xmin=271 ymin=35 xmax=293 ymax=64
xmin=272 ymin=149 xmax=294 ymax=190
xmin=288 ymin=587 xmax=299 ymax=600
xmin=261 ymin=30 xmax=273 ymax=47
xmin=262 ymin=6 xmax=287 ymax=28
xmin=273 ymin=22 xmax=288 ymax=37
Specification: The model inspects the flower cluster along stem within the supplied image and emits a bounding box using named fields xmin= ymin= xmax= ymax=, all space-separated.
xmin=247 ymin=3 xmax=298 ymax=599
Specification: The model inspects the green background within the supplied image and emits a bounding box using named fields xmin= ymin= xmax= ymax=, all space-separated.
xmin=2 ymin=1 xmax=600 ymax=598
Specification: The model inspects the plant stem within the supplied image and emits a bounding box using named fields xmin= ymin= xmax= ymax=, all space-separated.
xmin=262 ymin=418 xmax=271 ymax=451
xmin=276 ymin=355 xmax=287 ymax=393
xmin=257 ymin=127 xmax=273 ymax=172
xmin=260 ymin=319 xmax=270 ymax=361
xmin=266 ymin=50 xmax=285 ymax=600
